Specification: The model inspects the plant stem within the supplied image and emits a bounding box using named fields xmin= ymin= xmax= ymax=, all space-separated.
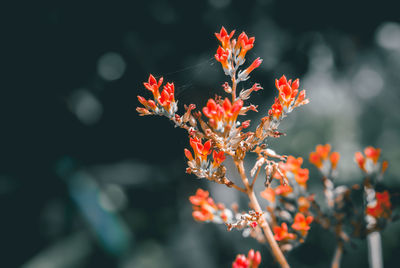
xmin=231 ymin=183 xmax=247 ymax=193
xmin=363 ymin=178 xmax=383 ymax=268
xmin=236 ymin=160 xmax=290 ymax=268
xmin=331 ymin=241 xmax=343 ymax=268
xmin=250 ymin=165 xmax=262 ymax=189
xmin=367 ymin=231 xmax=383 ymax=268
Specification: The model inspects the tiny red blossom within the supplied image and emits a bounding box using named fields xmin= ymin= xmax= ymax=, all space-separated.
xmin=242 ymin=57 xmax=262 ymax=76
xmin=215 ymin=46 xmax=230 ymax=70
xmin=215 ymin=26 xmax=235 ymax=49
xmin=188 ymin=137 xmax=212 ymax=162
xmin=309 ymin=144 xmax=340 ymax=172
xmin=189 ymin=189 xmax=217 ymax=222
xmin=297 ymin=196 xmax=311 ymax=213
xmin=364 ymin=146 xmax=381 ymax=164
xmin=330 ymin=151 xmax=340 ymax=170
xmin=260 ymin=187 xmax=276 ymax=203
xmin=366 ymin=191 xmax=392 ymax=218
xmin=275 ymin=184 xmax=293 ymax=196
xmin=273 ymin=222 xmax=296 ymax=241
xmin=232 ymin=249 xmax=261 ymax=268
xmin=292 ymin=213 xmax=313 ymax=236
xmin=237 ymin=32 xmax=255 ymax=60
xmin=143 ymin=74 xmax=163 ymax=99
xmin=355 ymin=146 xmax=383 ymax=173
xmin=202 ymin=98 xmax=243 ymax=130
xmin=212 ymin=150 xmax=226 ymax=167
xmin=268 ymin=75 xmax=308 ymax=121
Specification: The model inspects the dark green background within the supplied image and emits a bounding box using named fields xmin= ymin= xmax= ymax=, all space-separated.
xmin=1 ymin=0 xmax=400 ymax=267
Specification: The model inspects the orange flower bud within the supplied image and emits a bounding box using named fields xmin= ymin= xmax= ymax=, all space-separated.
xmin=330 ymin=151 xmax=340 ymax=170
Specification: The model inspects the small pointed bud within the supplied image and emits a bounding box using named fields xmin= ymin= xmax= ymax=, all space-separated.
xmin=253 ymin=251 xmax=261 ymax=267
xmin=250 ymin=221 xmax=257 ymax=228
xmin=330 ymin=151 xmax=340 ymax=170
xmin=381 ymin=160 xmax=388 ymax=174
xmin=136 ymin=107 xmax=151 ymax=116
xmin=247 ymin=249 xmax=254 ymax=260
xmin=242 ymin=120 xmax=251 ymax=129
xmin=222 ymin=82 xmax=232 ymax=93
xmin=184 ymin=149 xmax=194 ymax=161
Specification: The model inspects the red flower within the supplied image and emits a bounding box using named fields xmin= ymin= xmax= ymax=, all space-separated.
xmin=260 ymin=187 xmax=276 ymax=203
xmin=273 ymin=222 xmax=296 ymax=241
xmin=268 ymin=98 xmax=283 ymax=120
xmin=237 ymin=32 xmax=255 ymax=60
xmin=202 ymin=98 xmax=243 ymax=130
xmin=241 ymin=57 xmax=262 ymax=77
xmin=232 ymin=254 xmax=249 ymax=268
xmin=275 ymin=184 xmax=293 ymax=196
xmin=189 ymin=189 xmax=217 ymax=222
xmin=364 ymin=146 xmax=381 ymax=164
xmin=309 ymin=152 xmax=322 ymax=169
xmin=268 ymin=76 xmax=308 ymax=121
xmin=202 ymin=99 xmax=224 ymax=129
xmin=282 ymin=156 xmax=303 ymax=172
xmin=330 ymin=151 xmax=340 ymax=170
xmin=143 ymin=74 xmax=163 ymax=99
xmin=232 ymin=249 xmax=261 ymax=268
xmin=277 ymin=155 xmax=309 ymax=188
xmin=366 ymin=191 xmax=391 ymax=218
xmin=381 ymin=160 xmax=389 ymax=174
xmin=159 ymin=82 xmax=176 ymax=112
xmin=297 ymin=196 xmax=311 ymax=213
xmin=355 ymin=146 xmax=382 ymax=173
xmin=309 ymin=144 xmax=339 ymax=171
xmin=184 ymin=148 xmax=194 ymax=161
xmin=316 ymin=144 xmax=331 ymax=160
xmin=212 ymin=150 xmax=226 ymax=167
xmin=188 ymin=137 xmax=212 ymax=162
xmin=222 ymin=98 xmax=243 ymax=123
xmin=215 ymin=46 xmax=230 ymax=70
xmin=295 ymin=168 xmax=309 ymax=187
xmin=276 ymin=76 xmax=299 ymax=109
xmin=292 ymin=213 xmax=313 ymax=236
xmin=215 ymin=26 xmax=235 ymax=49
xmin=137 ymin=95 xmax=157 ymax=111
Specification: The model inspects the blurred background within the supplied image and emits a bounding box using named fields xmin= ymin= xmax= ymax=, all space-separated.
xmin=2 ymin=0 xmax=400 ymax=267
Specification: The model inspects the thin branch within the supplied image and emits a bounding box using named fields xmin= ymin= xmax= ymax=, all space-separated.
xmin=331 ymin=241 xmax=343 ymax=268
xmin=231 ymin=182 xmax=247 ymax=193
xmin=235 ymin=160 xmax=290 ymax=268
xmin=250 ymin=165 xmax=262 ymax=190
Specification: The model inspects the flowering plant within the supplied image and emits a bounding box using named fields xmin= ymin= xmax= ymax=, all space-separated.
xmin=137 ymin=27 xmax=397 ymax=268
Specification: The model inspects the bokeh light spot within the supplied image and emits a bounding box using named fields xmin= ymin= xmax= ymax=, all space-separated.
xmin=97 ymin=52 xmax=126 ymax=81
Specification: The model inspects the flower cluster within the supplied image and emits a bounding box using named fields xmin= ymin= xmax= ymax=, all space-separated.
xmin=232 ymin=249 xmax=261 ymax=268
xmin=189 ymin=188 xmax=232 ymax=223
xmin=202 ymin=98 xmax=243 ymax=132
xmin=137 ymin=75 xmax=177 ymax=117
xmin=185 ymin=137 xmax=231 ymax=185
xmin=309 ymin=144 xmax=340 ymax=176
xmin=214 ymin=27 xmax=261 ymax=80
xmin=258 ymin=154 xmax=314 ymax=250
xmin=138 ymin=26 xmax=312 ymax=268
xmin=277 ymin=156 xmax=309 ymax=188
xmin=355 ymin=146 xmax=388 ymax=175
xmin=307 ymin=144 xmax=397 ymax=268
xmin=366 ymin=191 xmax=392 ymax=219
xmin=226 ymin=210 xmax=261 ymax=231
xmin=268 ymin=75 xmax=309 ymax=125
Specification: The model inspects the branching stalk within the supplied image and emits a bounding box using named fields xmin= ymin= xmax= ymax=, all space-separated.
xmin=331 ymin=241 xmax=343 ymax=268
xmin=236 ymin=160 xmax=290 ymax=268
xmin=367 ymin=230 xmax=383 ymax=268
